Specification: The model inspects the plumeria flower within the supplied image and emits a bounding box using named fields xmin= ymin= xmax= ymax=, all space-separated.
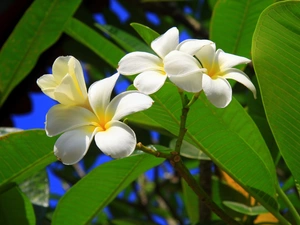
xmin=117 ymin=27 xmax=179 ymax=94
xmin=45 ymin=73 xmax=153 ymax=165
xmin=164 ymin=41 xmax=256 ymax=108
xmin=37 ymin=56 xmax=88 ymax=107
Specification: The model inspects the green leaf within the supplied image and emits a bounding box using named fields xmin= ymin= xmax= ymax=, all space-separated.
xmin=0 ymin=130 xmax=57 ymax=193
xmin=0 ymin=186 xmax=36 ymax=225
xmin=252 ymin=1 xmax=300 ymax=196
xmin=0 ymin=0 xmax=81 ymax=106
xmin=19 ymin=169 xmax=49 ymax=208
xmin=130 ymin=23 xmax=160 ymax=46
xmin=223 ymin=201 xmax=268 ymax=216
xmin=210 ymin=0 xmax=274 ymax=58
xmin=64 ymin=18 xmax=125 ymax=68
xmin=169 ymin=139 xmax=210 ymax=160
xmin=52 ymin=154 xmax=164 ymax=225
xmin=95 ymin=24 xmax=153 ymax=53
xmin=181 ymin=178 xmax=199 ymax=223
xmin=129 ymin=83 xmax=278 ymax=213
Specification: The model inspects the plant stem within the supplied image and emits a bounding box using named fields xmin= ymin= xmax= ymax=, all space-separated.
xmin=276 ymin=184 xmax=300 ymax=225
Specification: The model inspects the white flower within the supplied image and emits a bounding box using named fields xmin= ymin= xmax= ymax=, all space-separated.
xmin=37 ymin=56 xmax=88 ymax=107
xmin=45 ymin=73 xmax=153 ymax=165
xmin=164 ymin=41 xmax=256 ymax=108
xmin=117 ymin=27 xmax=179 ymax=94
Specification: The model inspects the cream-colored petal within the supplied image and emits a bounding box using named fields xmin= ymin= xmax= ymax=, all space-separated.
xmin=54 ymin=126 xmax=96 ymax=165
xmin=195 ymin=44 xmax=216 ymax=70
xmin=54 ymin=73 xmax=87 ymax=106
xmin=52 ymin=56 xmax=71 ymax=82
xmin=202 ymin=74 xmax=232 ymax=108
xmin=118 ymin=52 xmax=162 ymax=75
xmin=68 ymin=56 xmax=88 ymax=98
xmin=46 ymin=104 xmax=98 ymax=137
xmin=164 ymin=50 xmax=202 ymax=76
xmin=95 ymin=121 xmax=136 ymax=158
xmin=107 ymin=90 xmax=153 ymax=121
xmin=222 ymin=68 xmax=257 ymax=98
xmin=177 ymin=39 xmax=215 ymax=56
xmin=217 ymin=49 xmax=251 ymax=70
xmin=133 ymin=71 xmax=167 ymax=94
xmin=88 ymin=73 xmax=119 ymax=120
xmin=151 ymin=27 xmax=179 ymax=58
xmin=36 ymin=74 xmax=57 ymax=99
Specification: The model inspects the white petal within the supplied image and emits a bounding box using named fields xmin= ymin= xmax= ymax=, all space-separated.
xmin=217 ymin=49 xmax=251 ymax=70
xmin=54 ymin=126 xmax=96 ymax=165
xmin=133 ymin=71 xmax=167 ymax=94
xmin=52 ymin=56 xmax=70 ymax=82
xmin=54 ymin=73 xmax=87 ymax=105
xmin=164 ymin=50 xmax=202 ymax=77
xmin=177 ymin=39 xmax=215 ymax=55
xmin=202 ymin=74 xmax=232 ymax=108
xmin=36 ymin=74 xmax=57 ymax=99
xmin=118 ymin=52 xmax=162 ymax=75
xmin=95 ymin=121 xmax=136 ymax=158
xmin=168 ymin=71 xmax=203 ymax=93
xmin=88 ymin=73 xmax=119 ymax=120
xmin=151 ymin=27 xmax=179 ymax=58
xmin=106 ymin=91 xmax=153 ymax=121
xmin=46 ymin=104 xmax=98 ymax=137
xmin=222 ymin=68 xmax=257 ymax=98
xmin=195 ymin=44 xmax=216 ymax=69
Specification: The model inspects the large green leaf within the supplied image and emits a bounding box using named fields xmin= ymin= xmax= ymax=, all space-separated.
xmin=64 ymin=18 xmax=125 ymax=68
xmin=252 ymin=1 xmax=300 ymax=195
xmin=210 ymin=0 xmax=274 ymax=58
xmin=52 ymin=154 xmax=164 ymax=225
xmin=128 ymin=83 xmax=278 ymax=213
xmin=0 ymin=186 xmax=35 ymax=225
xmin=0 ymin=130 xmax=57 ymax=193
xmin=0 ymin=0 xmax=81 ymax=106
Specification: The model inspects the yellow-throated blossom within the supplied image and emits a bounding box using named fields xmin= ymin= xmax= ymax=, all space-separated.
xmin=164 ymin=41 xmax=256 ymax=108
xmin=117 ymin=27 xmax=179 ymax=94
xmin=44 ymin=73 xmax=153 ymax=165
xmin=37 ymin=56 xmax=88 ymax=106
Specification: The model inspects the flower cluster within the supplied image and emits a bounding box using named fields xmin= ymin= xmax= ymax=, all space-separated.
xmin=37 ymin=56 xmax=153 ymax=165
xmin=37 ymin=27 xmax=256 ymax=165
xmin=118 ymin=27 xmax=256 ymax=108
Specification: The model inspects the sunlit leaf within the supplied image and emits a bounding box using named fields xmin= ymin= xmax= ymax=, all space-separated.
xmin=252 ymin=0 xmax=300 ymax=196
xmin=0 ymin=0 xmax=81 ymax=106
xmin=223 ymin=201 xmax=268 ymax=216
xmin=210 ymin=0 xmax=274 ymax=59
xmin=52 ymin=154 xmax=164 ymax=225
xmin=0 ymin=186 xmax=35 ymax=225
xmin=0 ymin=130 xmax=57 ymax=193
xmin=130 ymin=23 xmax=160 ymax=46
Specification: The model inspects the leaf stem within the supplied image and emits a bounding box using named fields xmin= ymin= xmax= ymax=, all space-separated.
xmin=171 ymin=154 xmax=241 ymax=225
xmin=276 ymin=184 xmax=300 ymax=225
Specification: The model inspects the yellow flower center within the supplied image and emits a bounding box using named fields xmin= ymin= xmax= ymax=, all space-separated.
xmin=206 ymin=63 xmax=220 ymax=79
